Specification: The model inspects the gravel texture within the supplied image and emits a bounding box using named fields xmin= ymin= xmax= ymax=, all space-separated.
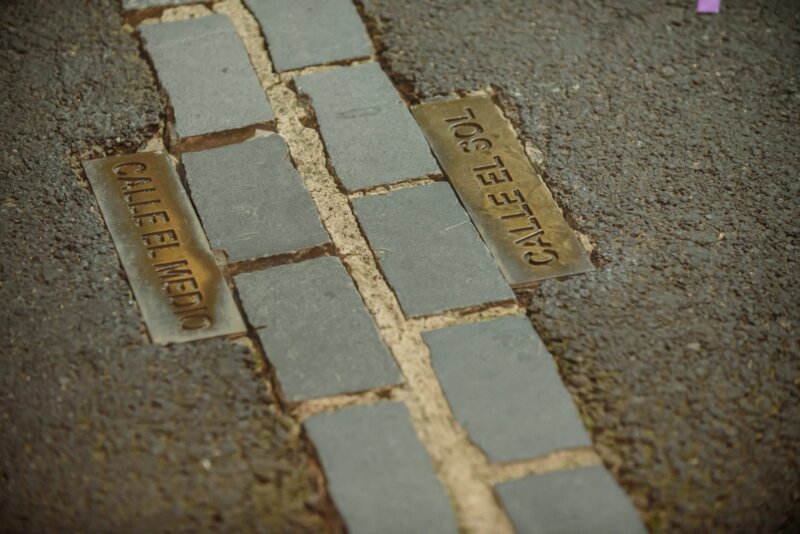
xmin=0 ymin=1 xmax=325 ymax=530
xmin=360 ymin=0 xmax=800 ymax=531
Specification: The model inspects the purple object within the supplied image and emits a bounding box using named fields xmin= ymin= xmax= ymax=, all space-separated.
xmin=697 ymin=0 xmax=720 ymax=13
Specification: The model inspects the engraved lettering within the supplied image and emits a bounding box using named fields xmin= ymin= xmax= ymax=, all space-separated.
xmin=123 ymin=187 xmax=158 ymax=204
xmin=473 ymin=156 xmax=513 ymax=185
xmin=118 ymin=177 xmax=152 ymax=190
xmin=169 ymin=291 xmax=203 ymax=308
xmin=153 ymin=259 xmax=192 ymax=280
xmin=451 ymin=122 xmax=483 ymax=139
xmin=112 ymin=161 xmax=147 ymax=176
xmin=141 ymin=229 xmax=179 ymax=249
xmin=488 ymin=189 xmax=525 ymax=207
xmin=126 ymin=199 xmax=162 ymax=216
xmin=164 ymin=276 xmax=200 ymax=296
xmin=443 ymin=106 xmax=493 ymax=152
xmin=460 ymin=137 xmax=493 ymax=153
xmin=132 ymin=210 xmax=169 ymax=228
xmin=179 ymin=314 xmax=213 ymax=330
xmin=146 ymin=244 xmax=180 ymax=259
xmin=500 ymin=204 xmax=533 ymax=220
xmin=412 ymin=95 xmax=596 ymax=284
xmin=175 ymin=303 xmax=208 ymax=316
xmin=82 ymin=151 xmax=249 ymax=342
xmin=509 ymin=215 xmax=542 ymax=234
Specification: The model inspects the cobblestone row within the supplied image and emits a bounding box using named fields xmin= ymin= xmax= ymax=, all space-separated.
xmin=132 ymin=0 xmax=646 ymax=532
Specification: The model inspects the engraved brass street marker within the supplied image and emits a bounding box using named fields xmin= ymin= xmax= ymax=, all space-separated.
xmin=83 ymin=151 xmax=246 ymax=344
xmin=413 ymin=94 xmax=593 ymax=286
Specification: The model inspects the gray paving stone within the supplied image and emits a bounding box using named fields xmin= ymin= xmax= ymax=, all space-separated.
xmin=495 ymin=466 xmax=646 ymax=534
xmin=244 ymin=0 xmax=372 ymax=72
xmin=123 ymin=0 xmax=197 ymax=9
xmin=182 ymin=135 xmax=329 ymax=263
xmin=234 ymin=257 xmax=400 ymax=401
xmin=352 ymin=182 xmax=514 ymax=316
xmin=139 ymin=15 xmax=274 ymax=141
xmin=295 ymin=63 xmax=439 ymax=191
xmin=305 ymin=402 xmax=458 ymax=534
xmin=423 ymin=317 xmax=591 ymax=463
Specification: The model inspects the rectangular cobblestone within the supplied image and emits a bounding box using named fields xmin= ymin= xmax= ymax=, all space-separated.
xmin=244 ymin=0 xmax=372 ymax=72
xmin=295 ymin=63 xmax=439 ymax=192
xmin=423 ymin=317 xmax=591 ymax=463
xmin=352 ymin=182 xmax=514 ymax=316
xmin=182 ymin=135 xmax=329 ymax=263
xmin=234 ymin=257 xmax=400 ymax=401
xmin=140 ymin=15 xmax=274 ymax=142
xmin=496 ymin=466 xmax=646 ymax=534
xmin=305 ymin=402 xmax=458 ymax=533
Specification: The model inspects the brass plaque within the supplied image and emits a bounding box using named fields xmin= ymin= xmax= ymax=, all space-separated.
xmin=413 ymin=95 xmax=592 ymax=286
xmin=82 ymin=151 xmax=246 ymax=344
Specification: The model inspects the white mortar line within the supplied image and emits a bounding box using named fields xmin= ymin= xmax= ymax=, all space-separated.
xmin=488 ymin=447 xmax=602 ymax=485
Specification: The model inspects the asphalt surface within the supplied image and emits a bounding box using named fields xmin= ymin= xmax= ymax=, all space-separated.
xmin=360 ymin=0 xmax=800 ymax=531
xmin=0 ymin=1 xmax=327 ymax=531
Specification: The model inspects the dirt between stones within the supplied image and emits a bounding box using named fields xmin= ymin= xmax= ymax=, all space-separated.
xmin=0 ymin=0 xmax=329 ymax=531
xmin=359 ymin=0 xmax=800 ymax=532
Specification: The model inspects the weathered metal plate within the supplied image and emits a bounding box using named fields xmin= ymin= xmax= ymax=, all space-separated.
xmin=82 ymin=151 xmax=246 ymax=344
xmin=413 ymin=95 xmax=593 ymax=286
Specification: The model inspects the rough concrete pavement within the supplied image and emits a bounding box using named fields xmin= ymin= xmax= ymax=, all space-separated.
xmin=0 ymin=1 xmax=327 ymax=531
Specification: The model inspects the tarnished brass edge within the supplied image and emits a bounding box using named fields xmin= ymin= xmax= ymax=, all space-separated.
xmin=412 ymin=94 xmax=593 ymax=286
xmin=82 ymin=150 xmax=246 ymax=344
